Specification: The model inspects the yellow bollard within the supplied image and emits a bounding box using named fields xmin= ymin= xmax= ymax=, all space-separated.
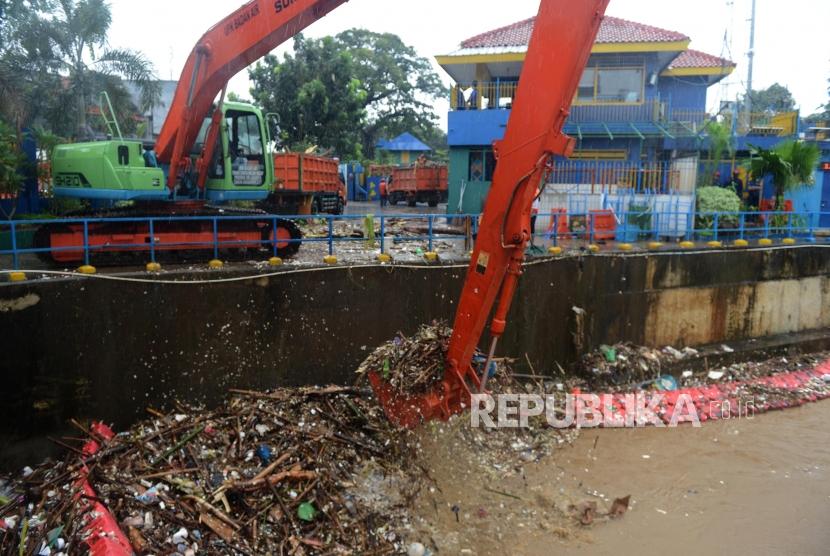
xmin=758 ymin=238 xmax=773 ymax=247
xmin=323 ymin=255 xmax=338 ymax=265
xmin=9 ymin=272 xmax=26 ymax=282
xmin=424 ymin=251 xmax=439 ymax=262
xmin=268 ymin=257 xmax=283 ymax=267
xmin=679 ymin=241 xmax=695 ymax=249
xmin=588 ymin=244 xmax=600 ymax=253
xmin=146 ymin=262 xmax=162 ymax=272
xmin=548 ymin=246 xmax=562 ymax=256
xmin=77 ymin=265 xmax=97 ymax=275
xmin=377 ymin=253 xmax=392 ymax=263
xmin=733 ymin=239 xmax=749 ymax=248
xmin=782 ymin=238 xmax=796 ymax=245
xmin=208 ymin=259 xmax=224 ymax=269
xmin=707 ymin=241 xmax=722 ymax=248
xmin=648 ymin=242 xmax=663 ymax=250
xmin=618 ymin=243 xmax=633 ymax=252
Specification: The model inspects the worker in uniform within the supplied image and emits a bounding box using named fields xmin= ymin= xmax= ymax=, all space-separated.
xmin=379 ymin=177 xmax=388 ymax=208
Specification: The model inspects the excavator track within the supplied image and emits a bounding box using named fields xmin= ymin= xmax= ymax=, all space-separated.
xmin=33 ymin=203 xmax=302 ymax=266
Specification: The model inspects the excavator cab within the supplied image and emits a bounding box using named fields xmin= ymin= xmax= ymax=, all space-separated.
xmin=194 ymin=101 xmax=275 ymax=202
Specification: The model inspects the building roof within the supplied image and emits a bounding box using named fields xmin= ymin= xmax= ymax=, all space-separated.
xmin=667 ymin=49 xmax=735 ymax=70
xmin=376 ymin=132 xmax=431 ymax=152
xmin=460 ymin=15 xmax=689 ymax=49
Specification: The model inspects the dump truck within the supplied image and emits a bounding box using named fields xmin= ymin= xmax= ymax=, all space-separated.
xmin=260 ymin=153 xmax=347 ymax=215
xmin=389 ymin=163 xmax=448 ymax=208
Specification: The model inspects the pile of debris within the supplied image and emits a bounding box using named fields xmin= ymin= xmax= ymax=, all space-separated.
xmin=357 ymin=321 xmax=453 ymax=395
xmin=0 ymin=387 xmax=419 ymax=555
xmin=574 ymin=342 xmax=690 ymax=390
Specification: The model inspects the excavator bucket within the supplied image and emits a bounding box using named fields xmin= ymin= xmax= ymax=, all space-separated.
xmin=366 ymin=368 xmax=477 ymax=429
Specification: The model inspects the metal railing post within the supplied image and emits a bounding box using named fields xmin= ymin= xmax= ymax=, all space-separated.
xmin=589 ymin=212 xmax=595 ymax=244
xmin=686 ymin=211 xmax=693 ymax=241
xmin=380 ymin=215 xmax=386 ymax=254
xmin=739 ymin=212 xmax=745 ymax=240
xmin=553 ymin=213 xmax=559 ymax=247
xmin=212 ymin=217 xmax=219 ymax=260
xmin=787 ymin=213 xmax=793 ymax=238
xmin=764 ymin=213 xmax=770 ymax=239
xmin=149 ymin=219 xmax=156 ymax=263
xmin=653 ymin=211 xmax=660 ymax=241
xmin=428 ymin=215 xmax=434 ymax=252
xmin=713 ymin=213 xmax=719 ymax=241
xmin=83 ymin=220 xmax=90 ymax=266
xmin=10 ymin=221 xmax=19 ymax=270
xmin=272 ymin=217 xmax=278 ymax=257
xmin=328 ymin=216 xmax=334 ymax=256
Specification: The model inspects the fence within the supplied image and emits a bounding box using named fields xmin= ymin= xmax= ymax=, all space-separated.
xmin=0 ymin=210 xmax=825 ymax=272
xmin=548 ymin=161 xmax=681 ymax=193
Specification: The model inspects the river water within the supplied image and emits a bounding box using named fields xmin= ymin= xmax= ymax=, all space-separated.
xmin=414 ymin=401 xmax=830 ymax=555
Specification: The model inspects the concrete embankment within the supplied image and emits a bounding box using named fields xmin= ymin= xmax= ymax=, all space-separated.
xmin=2 ymin=245 xmax=829 ymax=466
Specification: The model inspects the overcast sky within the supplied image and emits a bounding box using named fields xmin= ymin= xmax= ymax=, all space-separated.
xmin=108 ymin=0 xmax=829 ymax=127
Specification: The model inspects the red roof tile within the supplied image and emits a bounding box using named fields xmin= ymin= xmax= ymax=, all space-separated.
xmin=669 ymin=49 xmax=736 ymax=69
xmin=460 ymin=15 xmax=689 ymax=49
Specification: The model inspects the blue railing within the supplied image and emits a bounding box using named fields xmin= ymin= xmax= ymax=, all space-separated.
xmin=0 ymin=213 xmax=481 ymax=270
xmin=0 ymin=210 xmax=824 ymax=271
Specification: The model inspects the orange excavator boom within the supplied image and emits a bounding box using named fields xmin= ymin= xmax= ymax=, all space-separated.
xmin=368 ymin=0 xmax=611 ymax=427
xmin=154 ymin=0 xmax=350 ymax=191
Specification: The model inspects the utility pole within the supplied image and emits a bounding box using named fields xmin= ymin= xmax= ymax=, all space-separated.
xmin=744 ymin=0 xmax=757 ymax=130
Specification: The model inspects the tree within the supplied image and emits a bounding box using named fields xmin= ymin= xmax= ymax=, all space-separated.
xmin=701 ymin=121 xmax=734 ymax=186
xmin=335 ymin=29 xmax=445 ymax=158
xmin=43 ymin=0 xmax=158 ymax=137
xmin=0 ymin=0 xmax=61 ymax=130
xmin=0 ymin=119 xmax=27 ymax=219
xmin=249 ymin=29 xmax=446 ymax=160
xmin=748 ymin=140 xmax=820 ymax=209
xmin=250 ymin=35 xmax=367 ymax=159
xmin=741 ymin=83 xmax=797 ymax=113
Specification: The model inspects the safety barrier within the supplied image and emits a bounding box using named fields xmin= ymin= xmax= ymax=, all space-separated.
xmin=0 ymin=209 xmax=827 ymax=271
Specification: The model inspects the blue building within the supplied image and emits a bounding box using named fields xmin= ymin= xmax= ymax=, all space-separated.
xmin=436 ymin=16 xmax=740 ymax=213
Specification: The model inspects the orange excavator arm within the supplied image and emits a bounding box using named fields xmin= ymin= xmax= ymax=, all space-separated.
xmin=368 ymin=0 xmax=610 ymax=427
xmin=154 ymin=0 xmax=350 ymax=191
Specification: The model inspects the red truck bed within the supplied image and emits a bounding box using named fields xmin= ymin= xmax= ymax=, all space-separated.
xmin=389 ymin=164 xmax=448 ymax=207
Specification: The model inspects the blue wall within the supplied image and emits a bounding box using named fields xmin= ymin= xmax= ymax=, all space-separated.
xmin=658 ymin=76 xmax=708 ymax=112
xmin=448 ymin=110 xmax=510 ymax=147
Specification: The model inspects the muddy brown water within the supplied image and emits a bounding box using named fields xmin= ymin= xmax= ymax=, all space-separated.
xmin=414 ymin=401 xmax=830 ymax=555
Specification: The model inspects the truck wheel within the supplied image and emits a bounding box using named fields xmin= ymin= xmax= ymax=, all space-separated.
xmin=428 ymin=197 xmax=439 ymax=208
xmin=390 ymin=197 xmax=399 ymax=206
xmin=407 ymin=199 xmax=417 ymax=208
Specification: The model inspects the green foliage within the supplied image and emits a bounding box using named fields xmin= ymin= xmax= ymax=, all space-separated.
xmin=748 ymin=141 xmax=820 ymax=206
xmin=250 ymin=29 xmax=446 ymax=160
xmin=1 ymin=0 xmax=158 ymax=138
xmin=701 ymin=121 xmax=733 ymax=186
xmin=335 ymin=29 xmax=445 ymax=157
xmin=696 ymin=186 xmax=741 ymax=233
xmin=250 ymin=35 xmax=367 ymax=159
xmin=0 ymin=120 xmax=25 ymax=197
xmin=741 ymin=83 xmax=796 ymax=113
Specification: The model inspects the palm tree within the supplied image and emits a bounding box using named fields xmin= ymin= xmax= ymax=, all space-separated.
xmin=46 ymin=0 xmax=158 ymax=137
xmin=749 ymin=141 xmax=820 ymax=209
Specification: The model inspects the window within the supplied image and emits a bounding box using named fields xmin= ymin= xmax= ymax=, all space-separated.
xmin=576 ymin=67 xmax=644 ymax=104
xmin=226 ymin=110 xmax=265 ymax=186
xmin=577 ymin=68 xmax=596 ymax=102
xmin=469 ymin=149 xmax=496 ymax=182
xmin=117 ymin=145 xmax=129 ymax=166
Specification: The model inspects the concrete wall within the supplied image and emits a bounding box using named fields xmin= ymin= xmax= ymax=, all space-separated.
xmin=2 ymin=246 xmax=830 ymax=464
